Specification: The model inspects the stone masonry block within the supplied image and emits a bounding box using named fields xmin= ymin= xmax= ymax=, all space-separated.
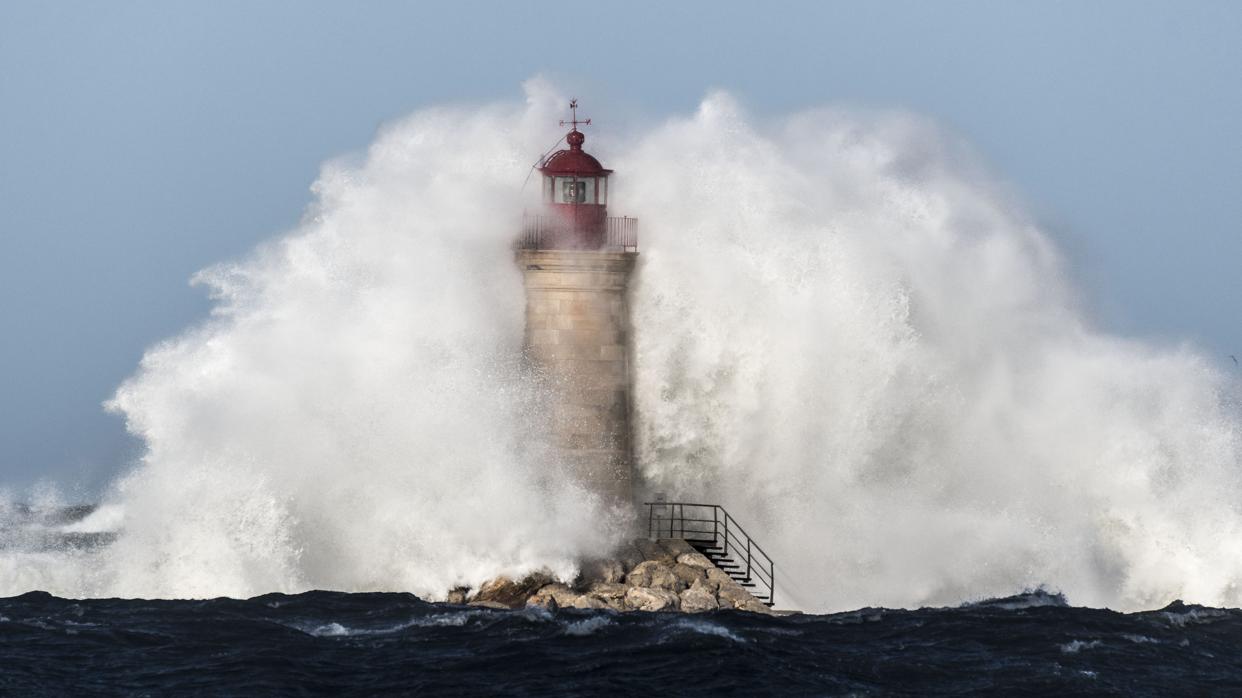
xmin=528 ymin=329 xmax=559 ymax=346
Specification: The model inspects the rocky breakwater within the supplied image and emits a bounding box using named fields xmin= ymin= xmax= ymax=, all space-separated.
xmin=453 ymin=539 xmax=775 ymax=614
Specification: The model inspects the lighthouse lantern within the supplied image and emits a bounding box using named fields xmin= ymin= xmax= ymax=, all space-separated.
xmin=525 ymin=100 xmax=627 ymax=250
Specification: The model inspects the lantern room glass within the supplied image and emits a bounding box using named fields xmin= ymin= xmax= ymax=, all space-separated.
xmin=542 ymin=175 xmax=609 ymax=205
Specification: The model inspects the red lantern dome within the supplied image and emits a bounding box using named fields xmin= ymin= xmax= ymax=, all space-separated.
xmin=539 ymin=130 xmax=613 ymax=178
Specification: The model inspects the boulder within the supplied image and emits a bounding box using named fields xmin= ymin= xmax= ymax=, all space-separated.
xmin=736 ymin=597 xmax=776 ymax=615
xmin=677 ymin=551 xmax=717 ymax=570
xmin=526 ymin=595 xmax=559 ymax=612
xmin=626 ymin=561 xmax=678 ymax=591
xmin=574 ymin=558 xmax=626 ymax=589
xmin=671 ymin=563 xmax=705 ymax=590
xmin=527 ymin=583 xmax=577 ymax=610
xmin=583 ymin=583 xmax=629 ymax=611
xmin=705 ymin=566 xmax=735 ymax=588
xmin=569 ymin=594 xmax=610 ymax=610
xmin=657 ymin=538 xmax=697 ymax=558
xmin=470 ymin=572 xmax=554 ymax=609
xmin=689 ymin=577 xmax=717 ymax=596
xmin=679 ymin=583 xmax=720 ymax=613
xmin=632 ymin=539 xmax=676 ymax=565
xmin=696 ymin=574 xmax=721 ymax=594
xmin=600 ymin=595 xmax=630 ymax=612
xmin=467 ymin=600 xmax=511 ymax=610
xmin=445 ymin=587 xmax=470 ymax=605
xmin=615 ymin=543 xmax=647 ymax=573
xmin=585 ymin=582 xmax=629 ymax=601
xmin=716 ymin=580 xmax=756 ymax=610
xmin=624 ymin=587 xmax=680 ymax=612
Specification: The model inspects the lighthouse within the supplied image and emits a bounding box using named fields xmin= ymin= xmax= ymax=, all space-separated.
xmin=517 ymin=101 xmax=638 ymax=507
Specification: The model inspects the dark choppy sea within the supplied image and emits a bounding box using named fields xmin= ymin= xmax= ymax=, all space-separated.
xmin=2 ymin=589 xmax=1239 ymax=696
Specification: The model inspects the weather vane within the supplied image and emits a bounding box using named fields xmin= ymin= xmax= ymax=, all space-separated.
xmin=559 ymin=99 xmax=591 ymax=132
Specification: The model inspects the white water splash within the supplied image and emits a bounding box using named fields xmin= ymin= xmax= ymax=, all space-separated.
xmin=624 ymin=93 xmax=1242 ymax=612
xmin=3 ymin=80 xmax=1240 ymax=613
xmin=1 ymin=80 xmax=621 ymax=600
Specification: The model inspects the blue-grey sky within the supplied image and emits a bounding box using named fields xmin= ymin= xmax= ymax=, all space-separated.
xmin=1 ymin=1 xmax=1239 ymax=494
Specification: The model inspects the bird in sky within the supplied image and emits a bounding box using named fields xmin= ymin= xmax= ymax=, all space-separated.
xmin=1231 ymin=354 xmax=1238 ymax=366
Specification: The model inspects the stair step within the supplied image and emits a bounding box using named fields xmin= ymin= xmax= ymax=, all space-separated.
xmin=684 ymin=539 xmax=717 ymax=546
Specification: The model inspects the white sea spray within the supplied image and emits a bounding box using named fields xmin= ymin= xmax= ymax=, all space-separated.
xmin=624 ymin=94 xmax=1242 ymax=612
xmin=1 ymin=80 xmax=1240 ymax=614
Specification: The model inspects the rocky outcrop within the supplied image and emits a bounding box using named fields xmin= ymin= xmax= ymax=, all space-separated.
xmin=455 ymin=539 xmax=776 ymax=615
xmin=468 ymin=572 xmax=553 ymax=608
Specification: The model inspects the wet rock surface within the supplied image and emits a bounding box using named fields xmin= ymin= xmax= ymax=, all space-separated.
xmin=460 ymin=538 xmax=775 ymax=614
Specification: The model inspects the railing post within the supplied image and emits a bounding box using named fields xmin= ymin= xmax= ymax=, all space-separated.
xmin=713 ymin=507 xmax=718 ymax=549
xmin=746 ymin=538 xmax=752 ymax=582
xmin=770 ymin=561 xmax=776 ymax=607
xmin=647 ymin=503 xmax=653 ymax=539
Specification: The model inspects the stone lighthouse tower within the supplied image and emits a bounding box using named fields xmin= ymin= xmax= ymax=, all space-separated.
xmin=517 ymin=101 xmax=639 ymax=506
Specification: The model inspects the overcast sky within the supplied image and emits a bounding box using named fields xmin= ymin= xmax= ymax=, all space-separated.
xmin=1 ymin=0 xmax=1239 ymax=494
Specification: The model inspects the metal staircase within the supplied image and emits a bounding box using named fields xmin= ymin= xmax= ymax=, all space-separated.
xmin=644 ymin=502 xmax=776 ymax=607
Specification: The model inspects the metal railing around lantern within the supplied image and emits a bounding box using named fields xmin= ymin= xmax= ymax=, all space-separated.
xmin=518 ymin=213 xmax=638 ymax=252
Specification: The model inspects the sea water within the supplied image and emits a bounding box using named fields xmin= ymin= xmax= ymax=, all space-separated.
xmin=3 ymin=589 xmax=1240 ymax=694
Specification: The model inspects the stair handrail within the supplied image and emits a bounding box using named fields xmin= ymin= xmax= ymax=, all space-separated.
xmin=718 ymin=507 xmax=775 ymax=592
xmin=643 ymin=501 xmax=776 ymax=607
